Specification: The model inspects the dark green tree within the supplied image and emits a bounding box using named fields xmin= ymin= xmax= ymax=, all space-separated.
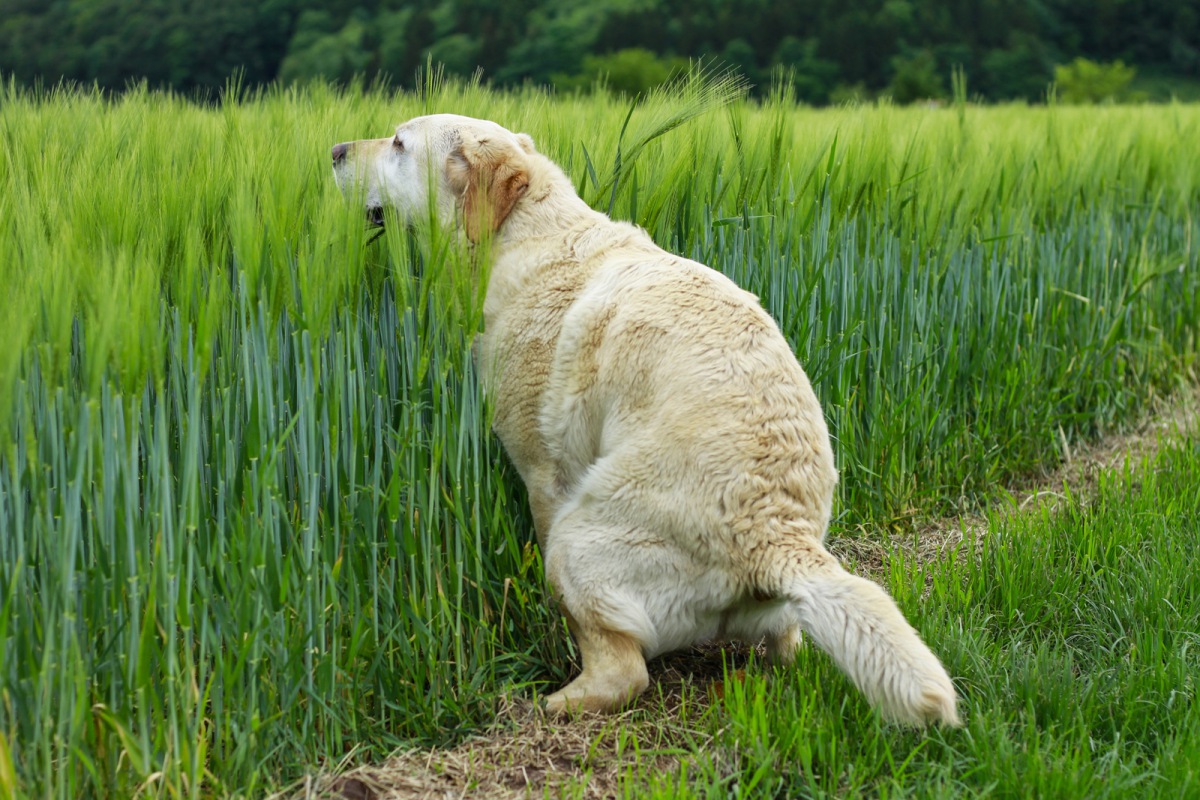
xmin=773 ymin=36 xmax=840 ymax=104
xmin=889 ymin=48 xmax=944 ymax=103
xmin=981 ymin=34 xmax=1056 ymax=101
xmin=2 ymin=0 xmax=1198 ymax=102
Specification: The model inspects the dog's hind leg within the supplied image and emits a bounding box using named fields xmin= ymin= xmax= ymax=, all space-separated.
xmin=540 ymin=508 xmax=657 ymax=714
xmin=543 ymin=606 xmax=649 ymax=714
xmin=765 ymin=624 xmax=804 ymax=665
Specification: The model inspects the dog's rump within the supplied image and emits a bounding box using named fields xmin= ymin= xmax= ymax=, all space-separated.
xmin=536 ymin=248 xmax=837 ymax=518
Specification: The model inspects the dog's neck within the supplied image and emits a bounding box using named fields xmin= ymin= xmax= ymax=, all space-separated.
xmin=495 ymin=153 xmax=605 ymax=247
xmin=480 ymin=152 xmax=653 ymax=327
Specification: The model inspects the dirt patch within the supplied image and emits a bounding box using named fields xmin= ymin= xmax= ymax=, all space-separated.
xmin=829 ymin=380 xmax=1200 ymax=580
xmin=282 ymin=643 xmax=754 ymax=800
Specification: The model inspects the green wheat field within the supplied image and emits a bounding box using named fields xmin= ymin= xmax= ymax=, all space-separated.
xmin=1 ymin=73 xmax=1198 ymax=797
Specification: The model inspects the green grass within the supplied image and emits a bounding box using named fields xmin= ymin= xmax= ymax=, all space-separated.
xmin=0 ymin=73 xmax=1198 ymax=796
xmin=599 ymin=435 xmax=1200 ymax=799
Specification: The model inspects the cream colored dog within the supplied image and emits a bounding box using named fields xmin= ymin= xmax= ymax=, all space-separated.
xmin=331 ymin=114 xmax=960 ymax=726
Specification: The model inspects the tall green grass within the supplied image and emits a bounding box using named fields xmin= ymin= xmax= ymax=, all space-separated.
xmin=0 ymin=74 xmax=1198 ymax=796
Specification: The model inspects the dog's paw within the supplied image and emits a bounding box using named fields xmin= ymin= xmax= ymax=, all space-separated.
xmin=541 ymin=672 xmax=646 ymax=715
xmin=542 ymin=685 xmax=609 ymax=715
xmin=541 ymin=689 xmax=575 ymax=716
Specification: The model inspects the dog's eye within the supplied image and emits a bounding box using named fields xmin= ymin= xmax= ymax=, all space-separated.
xmin=392 ymin=137 xmax=404 ymax=152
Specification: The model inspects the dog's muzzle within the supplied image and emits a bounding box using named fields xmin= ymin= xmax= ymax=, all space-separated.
xmin=331 ymin=142 xmax=385 ymax=228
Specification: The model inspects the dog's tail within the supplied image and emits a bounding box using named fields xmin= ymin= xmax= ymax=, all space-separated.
xmin=781 ymin=557 xmax=960 ymax=727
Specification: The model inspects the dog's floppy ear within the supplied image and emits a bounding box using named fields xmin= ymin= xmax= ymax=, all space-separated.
xmin=446 ymin=133 xmax=531 ymax=242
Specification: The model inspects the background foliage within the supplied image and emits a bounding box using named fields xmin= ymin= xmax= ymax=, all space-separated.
xmin=2 ymin=0 xmax=1200 ymax=102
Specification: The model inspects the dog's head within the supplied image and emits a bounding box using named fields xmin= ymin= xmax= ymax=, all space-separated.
xmin=331 ymin=114 xmax=535 ymax=242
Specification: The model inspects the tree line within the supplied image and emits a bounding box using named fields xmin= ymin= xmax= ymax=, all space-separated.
xmin=2 ymin=0 xmax=1198 ymax=102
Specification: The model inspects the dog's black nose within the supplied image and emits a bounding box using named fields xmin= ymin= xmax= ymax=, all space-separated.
xmin=332 ymin=142 xmax=350 ymax=164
